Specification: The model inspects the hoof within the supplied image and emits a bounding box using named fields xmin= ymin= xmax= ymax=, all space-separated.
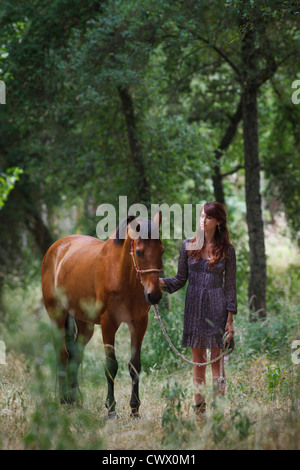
xmin=130 ymin=409 xmax=140 ymax=419
xmin=60 ymin=387 xmax=81 ymax=406
xmin=107 ymin=411 xmax=117 ymax=420
xmin=60 ymin=396 xmax=76 ymax=406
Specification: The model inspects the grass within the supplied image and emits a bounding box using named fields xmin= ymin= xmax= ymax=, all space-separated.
xmin=0 ymin=308 xmax=299 ymax=450
xmin=0 ymin=346 xmax=299 ymax=450
xmin=0 ymin=217 xmax=299 ymax=450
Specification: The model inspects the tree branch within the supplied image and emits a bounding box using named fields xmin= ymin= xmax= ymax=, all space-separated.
xmin=220 ymin=165 xmax=245 ymax=177
xmin=175 ymin=24 xmax=241 ymax=76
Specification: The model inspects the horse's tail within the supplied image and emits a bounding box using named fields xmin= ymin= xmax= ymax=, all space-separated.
xmin=65 ymin=313 xmax=79 ymax=356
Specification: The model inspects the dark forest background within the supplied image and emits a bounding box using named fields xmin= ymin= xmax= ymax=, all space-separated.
xmin=0 ymin=0 xmax=299 ymax=450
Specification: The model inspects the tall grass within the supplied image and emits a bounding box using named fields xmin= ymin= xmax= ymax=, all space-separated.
xmin=0 ymin=225 xmax=299 ymax=450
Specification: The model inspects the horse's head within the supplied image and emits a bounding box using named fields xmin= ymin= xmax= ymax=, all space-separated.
xmin=128 ymin=211 xmax=164 ymax=305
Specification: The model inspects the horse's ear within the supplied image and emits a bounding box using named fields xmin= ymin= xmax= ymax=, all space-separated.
xmin=114 ymin=215 xmax=137 ymax=244
xmin=154 ymin=210 xmax=162 ymax=229
xmin=127 ymin=217 xmax=140 ymax=240
xmin=127 ymin=215 xmax=137 ymax=225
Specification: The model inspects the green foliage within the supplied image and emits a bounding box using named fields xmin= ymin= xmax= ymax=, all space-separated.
xmin=142 ymin=284 xmax=188 ymax=371
xmin=231 ymin=408 xmax=252 ymax=441
xmin=259 ymin=76 xmax=300 ymax=242
xmin=27 ymin=366 xmax=100 ymax=450
xmin=0 ymin=167 xmax=22 ymax=208
xmin=24 ymin=394 xmax=77 ymax=450
xmin=24 ymin=362 xmax=106 ymax=450
xmin=161 ymin=380 xmax=195 ymax=448
xmin=210 ymin=402 xmax=252 ymax=445
xmin=266 ymin=363 xmax=282 ymax=392
xmin=0 ymin=0 xmax=299 ymax=283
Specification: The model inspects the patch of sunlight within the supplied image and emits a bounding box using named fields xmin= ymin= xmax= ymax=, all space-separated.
xmin=265 ymin=212 xmax=300 ymax=273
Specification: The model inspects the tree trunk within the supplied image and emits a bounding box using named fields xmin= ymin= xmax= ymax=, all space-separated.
xmin=24 ymin=205 xmax=54 ymax=256
xmin=212 ymin=97 xmax=243 ymax=204
xmin=117 ymin=85 xmax=151 ymax=205
xmin=241 ymin=29 xmax=267 ymax=320
xmin=212 ymin=163 xmax=225 ymax=205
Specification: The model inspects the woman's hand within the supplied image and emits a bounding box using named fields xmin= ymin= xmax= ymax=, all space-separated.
xmin=225 ymin=312 xmax=234 ymax=340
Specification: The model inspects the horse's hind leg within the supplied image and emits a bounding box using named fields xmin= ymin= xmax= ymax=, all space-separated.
xmin=128 ymin=315 xmax=148 ymax=418
xmin=101 ymin=316 xmax=119 ymax=419
xmin=65 ymin=315 xmax=95 ymax=404
xmin=49 ymin=311 xmax=70 ymax=404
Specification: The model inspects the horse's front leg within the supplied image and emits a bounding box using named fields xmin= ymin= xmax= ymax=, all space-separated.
xmin=128 ymin=315 xmax=148 ymax=418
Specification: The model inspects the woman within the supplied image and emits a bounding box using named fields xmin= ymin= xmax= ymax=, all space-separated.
xmin=159 ymin=201 xmax=237 ymax=416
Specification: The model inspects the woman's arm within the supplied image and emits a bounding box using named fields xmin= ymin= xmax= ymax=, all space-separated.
xmin=160 ymin=240 xmax=188 ymax=294
xmin=225 ymin=311 xmax=235 ymax=340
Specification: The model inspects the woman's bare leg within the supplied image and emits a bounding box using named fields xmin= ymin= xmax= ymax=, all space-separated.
xmin=211 ymin=348 xmax=225 ymax=396
xmin=191 ymin=348 xmax=207 ymax=405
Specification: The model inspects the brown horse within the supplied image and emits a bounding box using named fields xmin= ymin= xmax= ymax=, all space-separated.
xmin=41 ymin=212 xmax=164 ymax=418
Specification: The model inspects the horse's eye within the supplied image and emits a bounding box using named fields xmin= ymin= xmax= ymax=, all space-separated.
xmin=136 ymin=250 xmax=143 ymax=258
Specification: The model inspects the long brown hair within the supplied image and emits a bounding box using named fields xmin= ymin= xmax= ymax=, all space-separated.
xmin=187 ymin=201 xmax=231 ymax=269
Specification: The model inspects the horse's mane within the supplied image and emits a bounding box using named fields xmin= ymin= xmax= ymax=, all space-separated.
xmin=113 ymin=216 xmax=159 ymax=245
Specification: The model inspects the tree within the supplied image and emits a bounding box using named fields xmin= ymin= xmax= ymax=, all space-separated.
xmin=158 ymin=0 xmax=300 ymax=318
xmin=0 ymin=0 xmax=101 ymax=302
xmin=1 ymin=0 xmax=299 ymax=324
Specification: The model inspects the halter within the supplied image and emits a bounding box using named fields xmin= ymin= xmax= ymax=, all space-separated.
xmin=129 ymin=239 xmax=163 ymax=279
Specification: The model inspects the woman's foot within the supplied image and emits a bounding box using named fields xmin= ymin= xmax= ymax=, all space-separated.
xmin=192 ymin=400 xmax=206 ymax=422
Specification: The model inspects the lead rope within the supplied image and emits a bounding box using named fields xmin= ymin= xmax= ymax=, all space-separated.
xmin=152 ymin=304 xmax=234 ymax=391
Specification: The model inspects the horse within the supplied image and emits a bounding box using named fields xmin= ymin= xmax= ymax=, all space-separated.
xmin=41 ymin=212 xmax=164 ymax=418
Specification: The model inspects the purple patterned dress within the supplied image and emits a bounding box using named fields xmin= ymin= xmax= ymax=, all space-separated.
xmin=162 ymin=239 xmax=237 ymax=349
